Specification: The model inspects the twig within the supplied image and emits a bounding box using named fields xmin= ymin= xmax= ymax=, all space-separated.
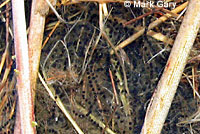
xmin=141 ymin=0 xmax=200 ymax=133
xmin=123 ymin=8 xmax=163 ymax=26
xmin=134 ymin=26 xmax=174 ymax=46
xmin=28 ymin=1 xmax=49 ymax=132
xmin=147 ymin=45 xmax=169 ymax=64
xmin=42 ymin=21 xmax=61 ymax=48
xmin=192 ymin=66 xmax=196 ymax=98
xmin=81 ymin=29 xmax=96 ymax=73
xmin=177 ymin=107 xmax=200 ymax=126
xmin=99 ymin=3 xmax=104 ymax=31
xmin=0 ymin=11 xmax=13 ymax=38
xmin=102 ymin=3 xmax=108 ymax=16
xmin=0 ymin=60 xmax=12 ymax=92
xmin=183 ymin=73 xmax=197 ymax=98
xmin=109 ymin=69 xmax=119 ymax=105
xmin=176 ymin=6 xmax=187 ymax=20
xmin=161 ymin=8 xmax=183 ymax=20
xmin=12 ymin=0 xmax=35 ymax=133
xmin=124 ymin=7 xmax=183 ymax=27
xmin=0 ymin=43 xmax=8 ymax=76
xmin=146 ymin=30 xmax=174 ymax=45
xmin=110 ymin=1 xmax=188 ymax=55
xmin=0 ymin=4 xmax=10 ymax=76
xmin=45 ymin=0 xmax=67 ymax=24
xmin=79 ymin=29 xmax=102 ymax=83
xmin=0 ymin=0 xmax=10 ymax=9
xmin=28 ymin=0 xmax=47 ymax=101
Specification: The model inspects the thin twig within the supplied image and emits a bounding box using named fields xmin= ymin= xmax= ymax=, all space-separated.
xmin=0 ymin=0 xmax=10 ymax=9
xmin=38 ymin=73 xmax=84 ymax=134
xmin=102 ymin=3 xmax=108 ymax=16
xmin=45 ymin=0 xmax=67 ymax=24
xmin=110 ymin=1 xmax=188 ymax=55
xmin=0 ymin=4 xmax=10 ymax=76
xmin=99 ymin=3 xmax=103 ymax=31
xmin=123 ymin=8 xmax=163 ymax=26
xmin=42 ymin=21 xmax=61 ymax=48
xmin=81 ymin=29 xmax=96 ymax=72
xmin=109 ymin=69 xmax=119 ymax=105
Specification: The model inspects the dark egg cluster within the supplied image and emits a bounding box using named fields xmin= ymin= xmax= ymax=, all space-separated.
xmin=37 ymin=2 xmax=169 ymax=134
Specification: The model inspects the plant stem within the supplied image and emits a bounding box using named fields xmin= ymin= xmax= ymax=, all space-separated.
xmin=141 ymin=0 xmax=200 ymax=134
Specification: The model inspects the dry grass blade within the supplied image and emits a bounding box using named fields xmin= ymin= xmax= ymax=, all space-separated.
xmin=45 ymin=0 xmax=67 ymax=23
xmin=141 ymin=0 xmax=200 ymax=133
xmin=0 ymin=0 xmax=10 ymax=9
xmin=38 ymin=73 xmax=84 ymax=134
xmin=110 ymin=1 xmax=188 ymax=55
xmin=146 ymin=30 xmax=174 ymax=45
xmin=0 ymin=60 xmax=12 ymax=92
xmin=0 ymin=48 xmax=8 ymax=76
xmin=134 ymin=25 xmax=174 ymax=46
xmin=177 ymin=106 xmax=200 ymax=126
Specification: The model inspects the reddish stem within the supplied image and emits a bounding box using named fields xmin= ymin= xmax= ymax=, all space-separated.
xmin=12 ymin=0 xmax=36 ymax=133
